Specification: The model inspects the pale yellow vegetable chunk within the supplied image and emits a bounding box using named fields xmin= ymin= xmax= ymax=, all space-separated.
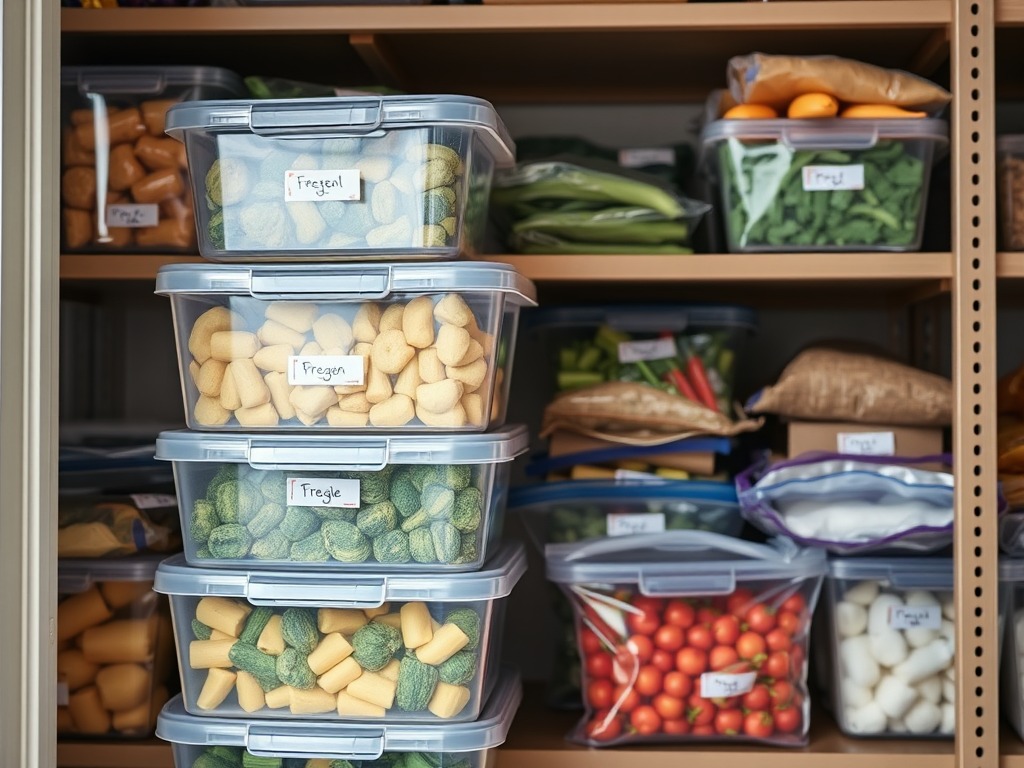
xmin=197 ymin=668 xmax=237 ymax=710
xmin=307 ymin=633 xmax=355 ymax=675
xmin=291 ymin=686 xmax=339 ymax=715
xmin=415 ymin=623 xmax=469 ymax=666
xmin=189 ymin=639 xmax=237 ymax=670
xmin=257 ymin=615 xmax=286 ymax=656
xmin=401 ymin=602 xmax=434 ymax=649
xmin=69 ymin=686 xmax=111 ymax=734
xmin=318 ymin=656 xmax=363 ymax=694
xmin=337 ymin=691 xmax=386 ymax=718
xmin=428 ymin=681 xmax=471 ymax=719
xmin=96 ymin=663 xmax=149 ymax=711
xmin=196 ymin=597 xmax=251 ymax=637
xmin=236 ymin=670 xmax=267 ymax=713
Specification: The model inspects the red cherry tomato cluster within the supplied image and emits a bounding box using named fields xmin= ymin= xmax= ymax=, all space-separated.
xmin=579 ymin=589 xmax=811 ymax=744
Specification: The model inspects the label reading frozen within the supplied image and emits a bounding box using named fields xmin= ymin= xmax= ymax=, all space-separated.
xmin=802 ymin=164 xmax=865 ymax=191
xmin=889 ymin=604 xmax=943 ymax=630
xmin=57 ymin=681 xmax=68 ymax=707
xmin=106 ymin=204 xmax=159 ymax=228
xmin=288 ymin=356 xmax=365 ymax=387
xmin=130 ymin=493 xmax=177 ymax=510
xmin=617 ymin=338 xmax=678 ymax=364
xmin=700 ymin=672 xmax=757 ymax=698
xmin=285 ymin=169 xmax=361 ymax=202
xmin=287 ymin=477 xmax=361 ymax=509
xmin=837 ymin=431 xmax=896 ymax=456
xmin=618 ymin=148 xmax=675 ymax=168
xmin=607 ymin=512 xmax=665 ymax=537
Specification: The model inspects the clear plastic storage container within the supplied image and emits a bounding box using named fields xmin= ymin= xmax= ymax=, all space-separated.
xmin=546 ymin=532 xmax=827 ymax=747
xmin=61 ymin=66 xmax=246 ymax=254
xmin=701 ymin=118 xmax=948 ymax=252
xmin=156 ymin=262 xmax=536 ymax=432
xmin=156 ymin=668 xmax=521 ymax=768
xmin=155 ymin=542 xmax=526 ymax=723
xmin=57 ymin=554 xmax=176 ymax=739
xmin=823 ymin=557 xmax=1012 ymax=739
xmin=527 ymin=304 xmax=757 ymax=413
xmin=998 ymin=136 xmax=1024 ymax=251
xmin=157 ymin=427 xmax=528 ymax=571
xmin=164 ymin=95 xmax=515 ymax=260
xmin=996 ymin=561 xmax=1024 ymax=742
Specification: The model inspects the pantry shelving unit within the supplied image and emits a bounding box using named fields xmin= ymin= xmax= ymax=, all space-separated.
xmin=2 ymin=0 xmax=997 ymax=766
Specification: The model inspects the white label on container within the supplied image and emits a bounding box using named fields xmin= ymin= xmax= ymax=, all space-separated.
xmin=837 ymin=431 xmax=896 ymax=456
xmin=607 ymin=512 xmax=665 ymax=537
xmin=57 ymin=681 xmax=69 ymax=707
xmin=130 ymin=493 xmax=177 ymax=510
xmin=700 ymin=672 xmax=757 ymax=698
xmin=285 ymin=169 xmax=361 ymax=202
xmin=618 ymin=148 xmax=675 ymax=168
xmin=617 ymin=338 xmax=678 ymax=364
xmin=802 ymin=164 xmax=865 ymax=191
xmin=614 ymin=468 xmax=661 ymax=481
xmin=888 ymin=604 xmax=943 ymax=630
xmin=106 ymin=204 xmax=159 ymax=228
xmin=288 ymin=355 xmax=365 ymax=386
xmin=287 ymin=477 xmax=360 ymax=508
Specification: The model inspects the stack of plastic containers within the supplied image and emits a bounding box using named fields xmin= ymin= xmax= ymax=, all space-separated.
xmin=151 ymin=93 xmax=536 ymax=767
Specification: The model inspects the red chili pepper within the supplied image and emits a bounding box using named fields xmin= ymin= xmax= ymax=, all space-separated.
xmin=656 ymin=331 xmax=700 ymax=403
xmin=679 ymin=338 xmax=719 ymax=413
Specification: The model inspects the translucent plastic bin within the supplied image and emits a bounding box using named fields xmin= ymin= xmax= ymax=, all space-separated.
xmin=155 ymin=262 xmax=536 ymax=432
xmin=998 ymin=136 xmax=1024 ymax=251
xmin=155 ymin=542 xmax=526 ymax=723
xmin=527 ymin=304 xmax=757 ymax=413
xmin=700 ymin=118 xmax=948 ymax=252
xmin=57 ymin=554 xmax=176 ymax=739
xmin=164 ymin=95 xmax=515 ymax=260
xmin=546 ymin=532 xmax=827 ymax=746
xmin=157 ymin=427 xmax=528 ymax=571
xmin=61 ymin=66 xmax=246 ymax=254
xmin=996 ymin=560 xmax=1024 ymax=741
xmin=156 ymin=668 xmax=521 ymax=768
xmin=823 ymin=558 xmax=1012 ymax=739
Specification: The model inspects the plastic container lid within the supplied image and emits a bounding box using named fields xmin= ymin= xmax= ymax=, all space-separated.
xmin=154 ymin=262 xmax=537 ymax=305
xmin=998 ymin=135 xmax=1024 ymax=153
xmin=157 ymin=667 xmax=521 ymax=757
xmin=510 ymin=478 xmax=738 ymax=508
xmin=154 ymin=540 xmax=527 ymax=607
xmin=701 ymin=117 xmax=949 ymax=151
xmin=526 ymin=304 xmax=757 ymax=334
xmin=156 ymin=426 xmax=529 ymax=470
xmin=829 ymin=556 xmax=1024 ymax=587
xmin=164 ymin=94 xmax=515 ymax=166
xmin=59 ymin=553 xmax=165 ymax=593
xmin=546 ymin=531 xmax=826 ymax=595
xmin=61 ymin=66 xmax=245 ymax=97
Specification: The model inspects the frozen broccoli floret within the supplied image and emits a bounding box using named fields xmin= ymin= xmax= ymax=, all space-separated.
xmin=215 ymin=479 xmax=262 ymax=525
xmin=259 ymin=472 xmax=287 ymax=505
xmin=208 ymin=523 xmax=253 ymax=559
xmin=390 ymin=474 xmax=421 ymax=518
xmin=190 ymin=499 xmax=219 ymax=543
xmin=247 ymin=502 xmax=286 ymax=539
xmin=423 ymin=189 xmax=454 ymax=225
xmin=420 ymin=225 xmax=447 ymax=247
xmin=357 ymin=501 xmax=398 ymax=539
xmin=251 ymin=529 xmax=290 ymax=560
xmin=451 ymin=488 xmax=482 ymax=533
xmin=360 ymin=472 xmax=391 ymax=505
xmin=280 ymin=506 xmax=319 ymax=542
xmin=291 ymin=531 xmax=331 ymax=562
xmin=322 ymin=520 xmax=371 ymax=563
xmin=207 ymin=157 xmax=251 ymax=207
xmin=373 ymin=529 xmax=411 ymax=564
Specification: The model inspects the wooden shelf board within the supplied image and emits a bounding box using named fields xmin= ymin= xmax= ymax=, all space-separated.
xmin=60 ymin=254 xmax=204 ymax=281
xmin=999 ymin=252 xmax=1024 ymax=277
xmin=57 ymin=738 xmax=174 ymax=768
xmin=999 ymin=0 xmax=1024 ymax=25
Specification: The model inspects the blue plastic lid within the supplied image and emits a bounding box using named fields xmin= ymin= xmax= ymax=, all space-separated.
xmin=525 ymin=304 xmax=757 ymax=334
xmin=509 ymin=479 xmax=738 ymax=509
xmin=830 ymin=556 xmax=1023 ymax=586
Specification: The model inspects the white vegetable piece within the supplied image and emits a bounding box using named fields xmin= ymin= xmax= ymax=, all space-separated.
xmin=841 ymin=636 xmax=881 ymax=689
xmin=916 ymin=676 xmax=942 ymax=705
xmin=942 ymin=600 xmax=955 ymax=622
xmin=843 ymin=679 xmax=873 ymax=709
xmin=944 ymin=665 xmax=956 ymax=682
xmin=893 ymin=639 xmax=954 ymax=684
xmin=869 ymin=629 xmax=909 ymax=667
xmin=875 ymin=674 xmax=918 ymax=719
xmin=905 ymin=627 xmax=938 ymax=649
xmin=837 ymin=602 xmax=868 ymax=638
xmin=940 ymin=702 xmax=956 ymax=734
xmin=905 ymin=590 xmax=940 ymax=607
xmin=868 ymin=594 xmax=904 ymax=636
xmin=939 ymin=620 xmax=956 ymax=655
xmin=847 ymin=702 xmax=887 ymax=734
xmin=942 ymin=678 xmax=955 ymax=704
xmin=904 ymin=699 xmax=942 ymax=734
xmin=887 ymin=717 xmax=909 ymax=734
xmin=845 ymin=581 xmax=881 ymax=607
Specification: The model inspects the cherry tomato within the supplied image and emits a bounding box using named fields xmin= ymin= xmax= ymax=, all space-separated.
xmin=696 ymin=606 xmax=721 ymax=626
xmin=764 ymin=651 xmax=791 ymax=680
xmin=664 ymin=671 xmax=693 ymax=699
xmin=653 ymin=693 xmax=685 ymax=720
xmin=709 ymin=645 xmax=739 ymax=671
xmin=714 ymin=708 xmax=744 ymax=736
xmin=663 ymin=718 xmax=691 ymax=735
xmin=743 ymin=711 xmax=775 ymax=738
xmin=726 ymin=588 xmax=755 ymax=618
xmin=654 ymin=624 xmax=685 ymax=652
xmin=664 ymin=600 xmax=696 ymax=629
xmin=687 ymin=625 xmax=714 ymax=651
xmin=777 ymin=610 xmax=802 ymax=637
xmin=651 ymin=649 xmax=675 ymax=673
xmin=781 ymin=594 xmax=807 ymax=616
xmin=770 ymin=680 xmax=795 ymax=708
xmin=586 ymin=710 xmax=622 ymax=742
xmin=687 ymin=693 xmax=717 ymax=726
xmin=580 ymin=627 xmax=602 ymax=655
xmin=691 ymin=724 xmax=716 ymax=736
xmin=766 ymin=628 xmax=792 ymax=653
xmin=588 ymin=679 xmax=614 ymax=709
xmin=626 ymin=634 xmax=654 ymax=664
xmin=742 ymin=683 xmax=771 ymax=711
xmin=746 ymin=604 xmax=777 ymax=634
xmin=712 ymin=614 xmax=741 ymax=646
xmin=676 ymin=647 xmax=708 ymax=676
xmin=790 ymin=646 xmax=806 ymax=677
xmin=627 ymin=608 xmax=661 ymax=636
xmin=631 ymin=705 xmax=662 ymax=736
xmin=633 ymin=596 xmax=666 ymax=615
xmin=613 ymin=647 xmax=638 ymax=684
xmin=773 ymin=706 xmax=801 ymax=733
xmin=636 ymin=665 xmax=664 ymax=697
xmin=736 ymin=632 xmax=767 ymax=661
xmin=613 ymin=684 xmax=640 ymax=713
xmin=586 ymin=652 xmax=613 ymax=679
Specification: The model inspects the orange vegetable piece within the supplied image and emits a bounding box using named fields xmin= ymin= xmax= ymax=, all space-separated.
xmin=787 ymin=93 xmax=840 ymax=119
xmin=722 ymin=104 xmax=778 ymax=120
xmin=840 ymin=104 xmax=928 ymax=119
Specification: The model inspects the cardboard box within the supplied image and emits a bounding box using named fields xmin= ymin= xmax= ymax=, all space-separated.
xmin=788 ymin=421 xmax=943 ymax=459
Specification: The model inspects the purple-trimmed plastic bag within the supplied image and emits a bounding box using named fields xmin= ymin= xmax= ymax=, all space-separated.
xmin=737 ymin=451 xmax=1007 ymax=554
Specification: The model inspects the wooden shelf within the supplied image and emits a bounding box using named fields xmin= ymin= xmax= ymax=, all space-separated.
xmin=60 ymin=254 xmax=203 ymax=281
xmin=57 ymin=739 xmax=173 ymax=768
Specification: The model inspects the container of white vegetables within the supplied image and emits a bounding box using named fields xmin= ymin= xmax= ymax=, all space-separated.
xmin=824 ymin=557 xmax=1011 ymax=738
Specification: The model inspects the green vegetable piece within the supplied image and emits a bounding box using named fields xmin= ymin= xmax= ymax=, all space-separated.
xmin=421 ymin=224 xmax=448 ymax=247
xmin=452 ymin=532 xmax=479 ymax=566
xmin=396 ymin=654 xmax=439 ymax=711
xmin=311 ymin=505 xmax=357 ymax=522
xmin=192 ymin=753 xmax=237 ymax=768
xmin=260 ymin=472 xmax=287 ymax=505
xmin=408 ymin=466 xmax=434 ymax=492
xmin=437 ymin=650 xmax=477 ymax=686
xmin=209 ymin=747 xmax=243 ymax=766
xmin=251 ymin=530 xmax=291 ymax=561
xmin=352 ymin=622 xmax=402 ymax=672
xmin=208 ymin=524 xmax=253 ymax=559
xmin=276 ymin=647 xmax=316 ymax=690
xmin=215 ymin=478 xmax=262 ymax=525
xmin=361 ymin=472 xmax=391 ymax=505
xmin=229 ymin=642 xmax=280 ymax=692
xmin=207 ymin=157 xmax=250 ymax=208
xmin=423 ymin=189 xmax=454 ymax=225
xmin=240 ymin=607 xmax=274 ymax=645
xmin=415 ymin=159 xmax=456 ymax=191
xmin=409 ymin=527 xmax=437 ymax=563
xmin=451 ymin=488 xmax=483 ymax=533
xmin=192 ymin=619 xmax=213 ymax=641
xmin=430 ymin=465 xmax=471 ymax=492
xmin=242 ymin=754 xmax=283 ymax=768
xmin=206 ymin=465 xmax=237 ymax=500
xmin=247 ymin=502 xmax=286 ymax=539
xmin=373 ymin=529 xmax=411 ymax=564
xmin=280 ymin=608 xmax=319 ymax=654
xmin=357 ymin=501 xmax=398 ymax=539
xmin=430 ymin=521 xmax=461 ymax=564
xmin=421 ymin=484 xmax=455 ymax=521
xmin=390 ymin=474 xmax=422 ymax=518
xmin=190 ymin=499 xmax=219 ymax=543
xmin=209 ymin=210 xmax=226 ymax=249
xmin=290 ymin=531 xmax=331 ymax=562
xmin=280 ymin=506 xmax=319 ymax=542
xmin=323 ymin=520 xmax=372 ymax=563
xmin=196 ymin=546 xmax=212 ymax=559
xmin=444 ymin=609 xmax=481 ymax=651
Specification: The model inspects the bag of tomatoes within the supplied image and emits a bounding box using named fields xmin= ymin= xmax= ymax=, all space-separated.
xmin=545 ymin=531 xmax=827 ymax=746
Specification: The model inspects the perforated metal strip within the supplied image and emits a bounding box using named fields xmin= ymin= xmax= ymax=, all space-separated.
xmin=952 ymin=2 xmax=999 ymax=767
